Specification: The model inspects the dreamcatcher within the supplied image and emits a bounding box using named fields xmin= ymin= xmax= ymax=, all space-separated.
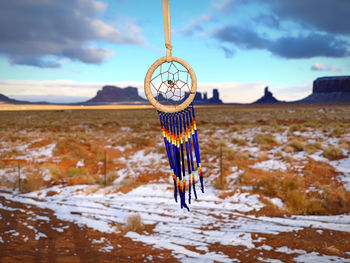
xmin=144 ymin=0 xmax=204 ymax=211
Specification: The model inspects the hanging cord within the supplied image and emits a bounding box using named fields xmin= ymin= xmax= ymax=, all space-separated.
xmin=162 ymin=0 xmax=172 ymax=61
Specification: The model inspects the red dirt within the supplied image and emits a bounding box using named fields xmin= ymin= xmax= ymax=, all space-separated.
xmin=0 ymin=195 xmax=177 ymax=263
xmin=28 ymin=139 xmax=51 ymax=149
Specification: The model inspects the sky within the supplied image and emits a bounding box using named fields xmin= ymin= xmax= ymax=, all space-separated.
xmin=0 ymin=0 xmax=349 ymax=103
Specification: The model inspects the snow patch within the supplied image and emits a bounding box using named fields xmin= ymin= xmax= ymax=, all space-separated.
xmin=251 ymin=159 xmax=288 ymax=172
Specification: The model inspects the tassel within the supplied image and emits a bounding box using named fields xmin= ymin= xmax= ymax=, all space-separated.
xmin=158 ymin=105 xmax=203 ymax=210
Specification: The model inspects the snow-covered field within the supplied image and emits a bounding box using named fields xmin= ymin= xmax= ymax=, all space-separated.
xmin=1 ymin=107 xmax=350 ymax=262
xmin=1 ymin=183 xmax=350 ymax=262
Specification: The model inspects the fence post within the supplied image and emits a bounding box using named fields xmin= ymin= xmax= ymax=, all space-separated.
xmin=104 ymin=151 xmax=107 ymax=187
xmin=220 ymin=144 xmax=223 ymax=187
xmin=18 ymin=163 xmax=21 ymax=192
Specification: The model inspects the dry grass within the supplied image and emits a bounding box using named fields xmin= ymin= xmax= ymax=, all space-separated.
xmin=54 ymin=136 xmax=86 ymax=158
xmin=115 ymin=178 xmax=143 ymax=194
xmin=123 ymin=213 xmax=144 ymax=233
xmin=305 ymin=142 xmax=322 ymax=154
xmin=46 ymin=164 xmax=62 ymax=180
xmin=67 ymin=167 xmax=87 ymax=178
xmin=231 ymin=137 xmax=248 ymax=146
xmin=322 ymin=146 xmax=344 ymax=160
xmin=23 ymin=174 xmax=45 ymax=192
xmin=117 ymin=133 xmax=154 ymax=148
xmin=303 ymin=121 xmax=319 ymax=128
xmin=76 ymin=132 xmax=93 ymax=142
xmin=253 ymin=133 xmax=277 ymax=145
xmin=287 ymin=139 xmax=304 ymax=152
xmin=273 ymin=151 xmax=283 ymax=158
xmin=103 ymin=172 xmax=118 ymax=186
xmin=246 ymin=173 xmax=328 ymax=215
xmin=331 ymin=127 xmax=345 ymax=137
xmin=257 ymin=151 xmax=269 ymax=160
xmin=213 ymin=176 xmax=227 ymax=190
xmin=66 ymin=168 xmax=101 ymax=185
xmin=289 ymin=124 xmax=305 ymax=133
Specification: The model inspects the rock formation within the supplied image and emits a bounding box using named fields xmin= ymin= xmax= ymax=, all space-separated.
xmin=0 ymin=93 xmax=30 ymax=104
xmin=313 ymin=76 xmax=350 ymax=93
xmin=253 ymin=86 xmax=281 ymax=104
xmin=301 ymin=76 xmax=350 ymax=103
xmin=84 ymin=86 xmax=146 ymax=104
xmin=189 ymin=89 xmax=223 ymax=104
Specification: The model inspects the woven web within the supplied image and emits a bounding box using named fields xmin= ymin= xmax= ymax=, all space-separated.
xmin=151 ymin=61 xmax=191 ymax=105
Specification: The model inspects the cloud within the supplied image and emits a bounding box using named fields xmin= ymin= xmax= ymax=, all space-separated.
xmin=212 ymin=0 xmax=238 ymax=14
xmin=260 ymin=0 xmax=350 ymax=36
xmin=269 ymin=34 xmax=349 ymax=59
xmin=187 ymin=0 xmax=350 ymax=60
xmin=253 ymin=14 xmax=280 ymax=29
xmin=213 ymin=25 xmax=349 ymax=59
xmin=310 ymin=62 xmax=340 ymax=72
xmin=0 ymin=0 xmax=146 ymax=68
xmin=173 ymin=13 xmax=216 ymax=38
xmin=8 ymin=56 xmax=63 ymax=68
xmin=213 ymin=25 xmax=266 ymax=50
xmin=221 ymin=46 xmax=235 ymax=58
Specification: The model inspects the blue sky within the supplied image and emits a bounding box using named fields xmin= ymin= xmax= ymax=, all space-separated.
xmin=0 ymin=0 xmax=349 ymax=103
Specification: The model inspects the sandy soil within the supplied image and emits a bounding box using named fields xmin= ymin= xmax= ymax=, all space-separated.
xmin=0 ymin=194 xmax=177 ymax=263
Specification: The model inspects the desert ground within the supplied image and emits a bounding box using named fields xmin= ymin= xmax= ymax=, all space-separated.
xmin=0 ymin=104 xmax=350 ymax=262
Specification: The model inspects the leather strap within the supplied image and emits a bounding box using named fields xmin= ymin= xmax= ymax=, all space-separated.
xmin=162 ymin=0 xmax=172 ymax=61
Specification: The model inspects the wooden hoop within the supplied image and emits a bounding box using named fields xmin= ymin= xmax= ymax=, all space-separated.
xmin=144 ymin=56 xmax=197 ymax=113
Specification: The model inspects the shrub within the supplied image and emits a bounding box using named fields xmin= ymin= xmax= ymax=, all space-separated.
xmin=253 ymin=134 xmax=277 ymax=145
xmin=227 ymin=125 xmax=239 ymax=133
xmin=305 ymin=142 xmax=322 ymax=154
xmin=67 ymin=168 xmax=87 ymax=177
xmin=287 ymin=139 xmax=304 ymax=152
xmin=54 ymin=137 xmax=85 ymax=158
xmin=253 ymin=177 xmax=279 ymax=197
xmin=47 ymin=164 xmax=61 ymax=180
xmin=231 ymin=137 xmax=248 ymax=146
xmin=76 ymin=132 xmax=92 ymax=142
xmin=257 ymin=151 xmax=269 ymax=160
xmin=23 ymin=174 xmax=45 ymax=192
xmin=124 ymin=213 xmax=144 ymax=233
xmin=306 ymin=198 xmax=326 ymax=215
xmin=303 ymin=121 xmax=318 ymax=128
xmin=283 ymin=146 xmax=295 ymax=153
xmin=289 ymin=124 xmax=302 ymax=132
xmin=273 ymin=151 xmax=283 ymax=158
xmin=322 ymin=146 xmax=344 ymax=160
xmin=117 ymin=134 xmax=153 ymax=148
xmin=281 ymin=176 xmax=299 ymax=192
xmin=285 ymin=189 xmax=307 ymax=214
xmin=213 ymin=176 xmax=227 ymax=190
xmin=331 ymin=127 xmax=344 ymax=137
xmin=235 ymin=151 xmax=250 ymax=160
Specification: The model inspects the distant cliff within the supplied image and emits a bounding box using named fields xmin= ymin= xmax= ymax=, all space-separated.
xmin=300 ymin=76 xmax=350 ymax=103
xmin=0 ymin=93 xmax=32 ymax=104
xmin=84 ymin=86 xmax=146 ymax=104
xmin=188 ymin=89 xmax=223 ymax=104
xmin=253 ymin=87 xmax=281 ymax=104
xmin=313 ymin=76 xmax=350 ymax=93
